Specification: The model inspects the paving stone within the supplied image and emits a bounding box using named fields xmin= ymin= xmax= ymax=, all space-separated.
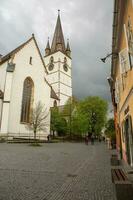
xmin=0 ymin=142 xmax=116 ymax=200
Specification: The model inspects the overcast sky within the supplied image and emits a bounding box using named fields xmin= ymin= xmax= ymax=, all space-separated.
xmin=0 ymin=0 xmax=114 ymax=104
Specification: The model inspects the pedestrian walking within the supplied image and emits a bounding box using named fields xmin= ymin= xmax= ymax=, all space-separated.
xmin=47 ymin=134 xmax=50 ymax=142
xmin=85 ymin=136 xmax=89 ymax=145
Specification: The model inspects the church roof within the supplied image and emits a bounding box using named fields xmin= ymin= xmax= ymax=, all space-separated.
xmin=44 ymin=78 xmax=59 ymax=100
xmin=45 ymin=38 xmax=50 ymax=49
xmin=0 ymin=36 xmax=33 ymax=65
xmin=66 ymin=39 xmax=71 ymax=51
xmin=51 ymin=11 xmax=66 ymax=54
xmin=0 ymin=90 xmax=4 ymax=99
xmin=51 ymin=88 xmax=59 ymax=100
xmin=0 ymin=34 xmax=48 ymax=74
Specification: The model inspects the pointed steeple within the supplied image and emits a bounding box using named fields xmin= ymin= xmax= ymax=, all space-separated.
xmin=66 ymin=39 xmax=71 ymax=57
xmin=51 ymin=10 xmax=66 ymax=53
xmin=45 ymin=37 xmax=51 ymax=56
xmin=46 ymin=37 xmax=50 ymax=49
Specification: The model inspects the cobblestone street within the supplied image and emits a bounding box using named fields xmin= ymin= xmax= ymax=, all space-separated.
xmin=0 ymin=142 xmax=116 ymax=200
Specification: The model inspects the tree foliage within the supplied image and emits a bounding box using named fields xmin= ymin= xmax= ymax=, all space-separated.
xmin=105 ymin=118 xmax=115 ymax=140
xmin=51 ymin=107 xmax=68 ymax=136
xmin=62 ymin=96 xmax=79 ymax=117
xmin=51 ymin=96 xmax=108 ymax=138
xmin=79 ymin=96 xmax=108 ymax=135
xmin=71 ymin=111 xmax=88 ymax=135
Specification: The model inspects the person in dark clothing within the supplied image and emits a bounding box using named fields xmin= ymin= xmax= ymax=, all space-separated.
xmin=85 ymin=136 xmax=89 ymax=145
xmin=47 ymin=135 xmax=50 ymax=142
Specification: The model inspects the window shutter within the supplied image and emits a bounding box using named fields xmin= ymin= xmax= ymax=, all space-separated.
xmin=124 ymin=21 xmax=133 ymax=68
xmin=115 ymin=79 xmax=119 ymax=104
xmin=127 ymin=20 xmax=133 ymax=67
xmin=119 ymin=49 xmax=130 ymax=73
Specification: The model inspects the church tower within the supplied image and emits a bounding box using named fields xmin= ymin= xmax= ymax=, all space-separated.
xmin=44 ymin=11 xmax=72 ymax=106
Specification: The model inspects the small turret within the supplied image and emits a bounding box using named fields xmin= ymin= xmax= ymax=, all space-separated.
xmin=66 ymin=39 xmax=71 ymax=57
xmin=45 ymin=37 xmax=51 ymax=56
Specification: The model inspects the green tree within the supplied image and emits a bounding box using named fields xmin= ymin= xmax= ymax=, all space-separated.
xmin=105 ymin=118 xmax=115 ymax=140
xmin=61 ymin=96 xmax=79 ymax=136
xmin=71 ymin=111 xmax=88 ymax=136
xmin=79 ymin=96 xmax=108 ymax=136
xmin=51 ymin=107 xmax=68 ymax=137
xmin=62 ymin=96 xmax=79 ymax=117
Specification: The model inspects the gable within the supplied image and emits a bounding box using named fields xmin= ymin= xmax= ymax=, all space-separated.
xmin=0 ymin=35 xmax=48 ymax=74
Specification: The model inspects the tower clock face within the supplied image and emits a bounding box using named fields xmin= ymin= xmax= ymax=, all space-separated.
xmin=48 ymin=63 xmax=54 ymax=71
xmin=63 ymin=63 xmax=68 ymax=72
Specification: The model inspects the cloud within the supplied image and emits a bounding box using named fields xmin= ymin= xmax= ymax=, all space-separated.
xmin=0 ymin=0 xmax=113 ymax=103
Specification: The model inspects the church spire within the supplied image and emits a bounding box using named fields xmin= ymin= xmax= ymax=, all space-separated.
xmin=66 ymin=39 xmax=71 ymax=57
xmin=51 ymin=10 xmax=65 ymax=53
xmin=45 ymin=37 xmax=51 ymax=56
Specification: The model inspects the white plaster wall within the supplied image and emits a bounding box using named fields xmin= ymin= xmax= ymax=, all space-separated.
xmin=0 ymin=62 xmax=7 ymax=91
xmin=60 ymin=73 xmax=72 ymax=86
xmin=4 ymin=72 xmax=13 ymax=101
xmin=60 ymin=94 xmax=70 ymax=106
xmin=47 ymin=72 xmax=58 ymax=84
xmin=0 ymin=62 xmax=8 ymax=129
xmin=0 ymin=100 xmax=2 ymax=127
xmin=0 ymin=72 xmax=14 ymax=135
xmin=5 ymin=39 xmax=51 ymax=140
xmin=60 ymin=83 xmax=72 ymax=96
xmin=0 ymin=103 xmax=10 ymax=134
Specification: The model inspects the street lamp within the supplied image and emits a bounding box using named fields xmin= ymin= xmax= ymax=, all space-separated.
xmin=100 ymin=52 xmax=118 ymax=63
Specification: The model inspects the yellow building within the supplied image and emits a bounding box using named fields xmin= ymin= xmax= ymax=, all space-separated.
xmin=111 ymin=0 xmax=133 ymax=166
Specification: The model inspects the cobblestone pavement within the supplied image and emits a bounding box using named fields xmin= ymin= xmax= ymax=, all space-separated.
xmin=0 ymin=142 xmax=116 ymax=200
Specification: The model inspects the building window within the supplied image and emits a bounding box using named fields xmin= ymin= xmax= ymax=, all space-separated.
xmin=127 ymin=19 xmax=133 ymax=67
xmin=121 ymin=122 xmax=125 ymax=143
xmin=29 ymin=57 xmax=32 ymax=65
xmin=63 ymin=57 xmax=68 ymax=72
xmin=119 ymin=48 xmax=130 ymax=73
xmin=20 ymin=77 xmax=34 ymax=123
xmin=50 ymin=56 xmax=54 ymax=63
xmin=115 ymin=78 xmax=120 ymax=104
xmin=48 ymin=56 xmax=54 ymax=71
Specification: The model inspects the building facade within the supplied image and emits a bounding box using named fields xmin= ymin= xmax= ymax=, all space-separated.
xmin=44 ymin=11 xmax=72 ymax=106
xmin=110 ymin=0 xmax=133 ymax=166
xmin=0 ymin=35 xmax=58 ymax=140
xmin=0 ymin=12 xmax=71 ymax=140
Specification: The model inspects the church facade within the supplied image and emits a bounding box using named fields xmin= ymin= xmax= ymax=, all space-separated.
xmin=0 ymin=12 xmax=72 ymax=140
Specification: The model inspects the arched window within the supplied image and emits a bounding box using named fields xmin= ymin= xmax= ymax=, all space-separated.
xmin=20 ymin=77 xmax=34 ymax=123
xmin=50 ymin=56 xmax=54 ymax=63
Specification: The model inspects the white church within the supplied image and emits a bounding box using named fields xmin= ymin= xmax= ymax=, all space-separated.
xmin=0 ymin=12 xmax=72 ymax=140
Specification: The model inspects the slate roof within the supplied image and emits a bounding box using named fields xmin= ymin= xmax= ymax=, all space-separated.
xmin=46 ymin=38 xmax=50 ymax=49
xmin=51 ymin=11 xmax=66 ymax=54
xmin=44 ymin=78 xmax=59 ymax=100
xmin=66 ymin=39 xmax=71 ymax=51
xmin=0 ymin=90 xmax=4 ymax=99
